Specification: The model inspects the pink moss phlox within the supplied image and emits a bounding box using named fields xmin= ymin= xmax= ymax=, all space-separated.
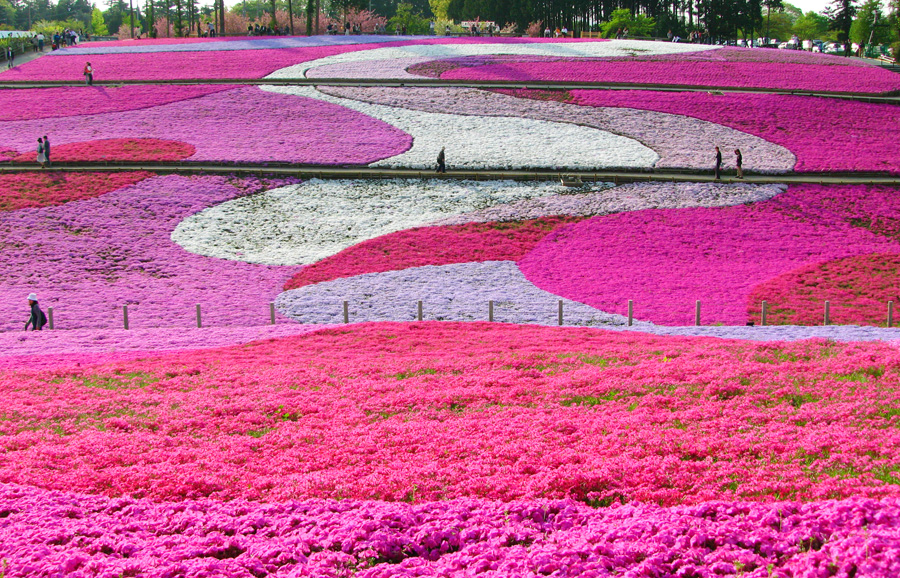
xmin=748 ymin=253 xmax=900 ymax=326
xmin=0 ymin=87 xmax=412 ymax=164
xmin=4 ymin=322 xmax=900 ymax=504
xmin=0 ymin=171 xmax=155 ymax=212
xmin=11 ymin=139 xmax=195 ymax=163
xmin=518 ymin=184 xmax=900 ymax=326
xmin=0 ymin=85 xmax=230 ymax=122
xmin=284 ymin=216 xmax=582 ymax=290
xmin=561 ymin=88 xmax=900 ymax=173
xmin=2 ymin=482 xmax=900 ymax=577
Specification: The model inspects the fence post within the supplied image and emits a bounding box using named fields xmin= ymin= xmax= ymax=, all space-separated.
xmin=270 ymin=302 xmax=276 ymax=325
xmin=47 ymin=306 xmax=54 ymax=330
xmin=489 ymin=300 xmax=494 ymax=322
xmin=627 ymin=300 xmax=633 ymax=327
xmin=695 ymin=300 xmax=701 ymax=326
xmin=761 ymin=301 xmax=767 ymax=326
xmin=123 ymin=305 xmax=129 ymax=330
xmin=558 ymin=300 xmax=563 ymax=326
xmin=824 ymin=301 xmax=830 ymax=326
xmin=343 ymin=301 xmax=349 ymax=324
xmin=889 ymin=301 xmax=894 ymax=328
xmin=196 ymin=304 xmax=202 ymax=328
xmin=417 ymin=300 xmax=423 ymax=321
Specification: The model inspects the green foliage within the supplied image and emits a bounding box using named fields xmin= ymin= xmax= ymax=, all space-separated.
xmin=31 ymin=18 xmax=83 ymax=35
xmin=429 ymin=0 xmax=450 ymax=20
xmin=388 ymin=2 xmax=429 ymax=34
xmin=89 ymin=5 xmax=107 ymax=34
xmin=600 ymin=9 xmax=655 ymax=38
xmin=850 ymin=0 xmax=891 ymax=44
xmin=793 ymin=10 xmax=828 ymax=39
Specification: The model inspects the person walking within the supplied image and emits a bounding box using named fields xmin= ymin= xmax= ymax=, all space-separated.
xmin=714 ymin=146 xmax=722 ymax=180
xmin=24 ymin=293 xmax=47 ymax=331
xmin=83 ymin=61 xmax=93 ymax=85
xmin=6 ymin=46 xmax=13 ymax=69
xmin=43 ymin=135 xmax=50 ymax=166
xmin=734 ymin=149 xmax=743 ymax=179
xmin=36 ymin=137 xmax=46 ymax=168
xmin=37 ymin=33 xmax=44 ymax=52
xmin=436 ymin=147 xmax=446 ymax=173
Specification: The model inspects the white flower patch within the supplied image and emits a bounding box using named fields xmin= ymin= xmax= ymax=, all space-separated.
xmin=261 ymin=85 xmax=658 ymax=170
xmin=275 ymin=260 xmax=640 ymax=326
xmin=265 ymin=40 xmax=721 ymax=79
xmin=171 ymin=179 xmax=576 ymax=266
xmin=430 ymin=182 xmax=787 ymax=225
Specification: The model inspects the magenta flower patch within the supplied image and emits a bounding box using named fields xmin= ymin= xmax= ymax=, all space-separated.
xmin=518 ymin=184 xmax=900 ymax=326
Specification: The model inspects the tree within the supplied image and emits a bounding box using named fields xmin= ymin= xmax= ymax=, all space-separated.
xmin=850 ymin=0 xmax=890 ymax=44
xmin=792 ymin=10 xmax=827 ymax=40
xmin=763 ymin=0 xmax=783 ymax=40
xmin=826 ymin=0 xmax=858 ymax=50
xmin=388 ymin=2 xmax=428 ymax=33
xmin=90 ymin=4 xmax=107 ymax=32
xmin=600 ymin=8 xmax=655 ymax=38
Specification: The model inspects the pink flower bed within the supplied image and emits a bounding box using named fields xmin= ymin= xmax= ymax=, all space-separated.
xmin=3 ymin=483 xmax=899 ymax=577
xmin=284 ymin=216 xmax=583 ymax=290
xmin=9 ymin=37 xmax=596 ymax=81
xmin=0 ymin=86 xmax=411 ymax=164
xmin=0 ymin=85 xmax=229 ymax=121
xmin=518 ymin=184 xmax=900 ymax=326
xmin=4 ymin=322 xmax=900 ymax=505
xmin=10 ymin=138 xmax=195 ymax=162
xmin=0 ymin=174 xmax=304 ymax=331
xmin=748 ymin=253 xmax=900 ymax=326
xmin=525 ymin=88 xmax=900 ymax=173
xmin=0 ymin=171 xmax=154 ymax=212
xmin=424 ymin=47 xmax=900 ymax=94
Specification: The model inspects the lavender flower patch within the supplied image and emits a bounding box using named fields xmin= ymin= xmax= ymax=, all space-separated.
xmin=262 ymin=85 xmax=657 ymax=170
xmin=0 ymin=86 xmax=411 ymax=165
xmin=0 ymin=175 xmax=304 ymax=331
xmin=275 ymin=261 xmax=634 ymax=326
xmin=431 ymin=182 xmax=787 ymax=225
xmin=317 ymin=86 xmax=795 ymax=173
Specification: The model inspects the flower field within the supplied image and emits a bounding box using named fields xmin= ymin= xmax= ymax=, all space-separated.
xmin=2 ymin=36 xmax=900 ymax=577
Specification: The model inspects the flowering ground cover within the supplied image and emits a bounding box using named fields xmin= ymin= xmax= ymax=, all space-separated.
xmin=3 ymin=484 xmax=899 ymax=578
xmin=4 ymin=323 xmax=900 ymax=506
xmin=0 ymin=171 xmax=154 ymax=211
xmin=0 ymin=86 xmax=411 ymax=164
xmin=519 ymin=184 xmax=900 ymax=326
xmin=0 ymin=174 xmax=304 ymax=331
xmin=748 ymin=254 xmax=900 ymax=326
xmin=429 ymin=53 xmax=900 ymax=94
xmin=10 ymin=138 xmax=195 ymax=163
xmin=318 ymin=85 xmax=795 ymax=173
xmin=561 ymin=88 xmax=900 ymax=174
xmin=0 ymin=85 xmax=230 ymax=121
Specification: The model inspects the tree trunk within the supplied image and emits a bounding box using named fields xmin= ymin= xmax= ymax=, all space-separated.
xmin=287 ymin=0 xmax=294 ymax=34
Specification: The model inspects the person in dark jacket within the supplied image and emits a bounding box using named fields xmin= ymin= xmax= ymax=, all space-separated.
xmin=436 ymin=147 xmax=446 ymax=173
xmin=24 ymin=293 xmax=46 ymax=331
xmin=43 ymin=135 xmax=50 ymax=166
xmin=734 ymin=148 xmax=743 ymax=179
xmin=714 ymin=146 xmax=722 ymax=180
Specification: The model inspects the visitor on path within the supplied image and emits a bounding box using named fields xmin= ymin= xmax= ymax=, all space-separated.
xmin=24 ymin=293 xmax=47 ymax=331
xmin=37 ymin=33 xmax=44 ymax=52
xmin=83 ymin=62 xmax=93 ymax=85
xmin=43 ymin=135 xmax=50 ymax=166
xmin=6 ymin=46 xmax=12 ymax=69
xmin=734 ymin=149 xmax=743 ymax=179
xmin=714 ymin=146 xmax=721 ymax=180
xmin=436 ymin=147 xmax=446 ymax=173
xmin=36 ymin=137 xmax=46 ymax=168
